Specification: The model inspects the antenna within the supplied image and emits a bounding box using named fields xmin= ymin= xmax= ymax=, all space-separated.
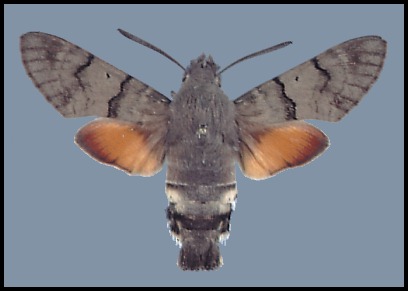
xmin=118 ymin=29 xmax=186 ymax=72
xmin=217 ymin=41 xmax=292 ymax=76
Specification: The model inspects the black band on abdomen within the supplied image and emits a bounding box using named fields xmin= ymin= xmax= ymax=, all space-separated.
xmin=166 ymin=203 xmax=231 ymax=236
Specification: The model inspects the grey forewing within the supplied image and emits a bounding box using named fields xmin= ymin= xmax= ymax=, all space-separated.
xmin=20 ymin=32 xmax=171 ymax=128
xmin=234 ymin=36 xmax=386 ymax=126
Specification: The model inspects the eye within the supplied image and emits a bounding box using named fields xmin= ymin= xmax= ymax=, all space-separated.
xmin=215 ymin=76 xmax=221 ymax=87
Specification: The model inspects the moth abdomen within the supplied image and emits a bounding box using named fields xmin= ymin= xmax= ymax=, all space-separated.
xmin=166 ymin=204 xmax=231 ymax=271
xmin=165 ymin=182 xmax=236 ymax=270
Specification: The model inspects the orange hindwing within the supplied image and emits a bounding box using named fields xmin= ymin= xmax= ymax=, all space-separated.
xmin=75 ymin=118 xmax=166 ymax=176
xmin=238 ymin=121 xmax=329 ymax=180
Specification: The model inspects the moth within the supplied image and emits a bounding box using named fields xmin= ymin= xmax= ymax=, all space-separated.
xmin=20 ymin=29 xmax=386 ymax=271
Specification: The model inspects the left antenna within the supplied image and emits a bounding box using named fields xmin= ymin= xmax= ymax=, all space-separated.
xmin=118 ymin=28 xmax=186 ymax=72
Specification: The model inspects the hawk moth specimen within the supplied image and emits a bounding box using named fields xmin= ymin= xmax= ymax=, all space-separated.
xmin=20 ymin=29 xmax=386 ymax=271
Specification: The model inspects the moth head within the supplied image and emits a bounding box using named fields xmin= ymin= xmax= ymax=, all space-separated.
xmin=183 ymin=54 xmax=221 ymax=86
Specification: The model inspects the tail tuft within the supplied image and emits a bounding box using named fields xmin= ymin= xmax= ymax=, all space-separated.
xmin=178 ymin=235 xmax=222 ymax=271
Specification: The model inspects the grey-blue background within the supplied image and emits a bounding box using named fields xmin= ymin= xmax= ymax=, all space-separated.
xmin=5 ymin=4 xmax=403 ymax=287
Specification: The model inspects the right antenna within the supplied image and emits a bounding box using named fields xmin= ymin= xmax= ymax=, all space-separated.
xmin=217 ymin=41 xmax=292 ymax=76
